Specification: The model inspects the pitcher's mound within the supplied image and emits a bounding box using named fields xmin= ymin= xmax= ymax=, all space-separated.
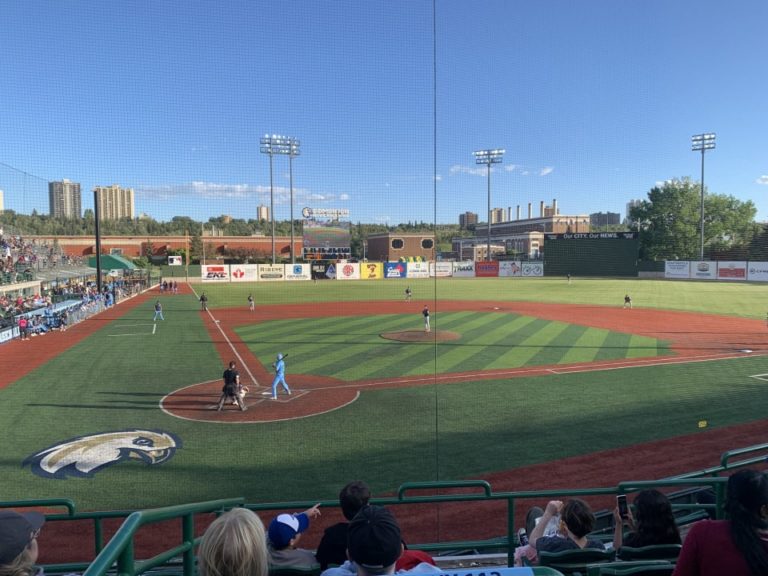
xmin=380 ymin=330 xmax=461 ymax=342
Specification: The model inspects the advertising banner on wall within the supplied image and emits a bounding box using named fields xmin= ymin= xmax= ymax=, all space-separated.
xmin=475 ymin=261 xmax=499 ymax=277
xmin=384 ymin=262 xmax=408 ymax=279
xmin=311 ymin=262 xmax=334 ymax=280
xmin=717 ymin=261 xmax=747 ymax=280
xmin=499 ymin=261 xmax=522 ymax=277
xmin=452 ymin=261 xmax=475 ymax=277
xmin=360 ymin=262 xmax=383 ymax=279
xmin=407 ymin=262 xmax=429 ymax=278
xmin=202 ymin=264 xmax=230 ymax=282
xmin=521 ymin=262 xmax=544 ymax=276
xmin=664 ymin=261 xmax=690 ymax=279
xmin=690 ymin=261 xmax=717 ymax=280
xmin=229 ymin=264 xmax=259 ymax=282
xmin=429 ymin=262 xmax=453 ymax=277
xmin=257 ymin=264 xmax=285 ymax=281
xmin=747 ymin=262 xmax=768 ymax=282
xmin=285 ymin=264 xmax=311 ymax=281
xmin=337 ymin=262 xmax=361 ymax=280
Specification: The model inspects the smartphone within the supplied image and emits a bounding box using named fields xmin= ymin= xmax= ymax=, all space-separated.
xmin=617 ymin=494 xmax=629 ymax=519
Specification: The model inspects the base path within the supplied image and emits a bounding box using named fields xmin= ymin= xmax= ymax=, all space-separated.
xmin=161 ymin=299 xmax=768 ymax=422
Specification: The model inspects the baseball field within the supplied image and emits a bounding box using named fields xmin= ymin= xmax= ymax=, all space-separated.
xmin=2 ymin=277 xmax=767 ymax=532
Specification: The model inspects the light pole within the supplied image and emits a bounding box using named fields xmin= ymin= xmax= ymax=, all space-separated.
xmin=473 ymin=148 xmax=505 ymax=260
xmin=260 ymin=134 xmax=300 ymax=264
xmin=691 ymin=133 xmax=715 ymax=260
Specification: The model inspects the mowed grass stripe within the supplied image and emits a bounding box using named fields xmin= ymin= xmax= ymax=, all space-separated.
xmin=489 ymin=321 xmax=571 ymax=368
xmin=594 ymin=332 xmax=633 ymax=360
xmin=524 ymin=324 xmax=590 ymax=366
xmin=626 ymin=334 xmax=669 ymax=358
xmin=558 ymin=328 xmax=611 ymax=364
xmin=338 ymin=340 xmax=435 ymax=380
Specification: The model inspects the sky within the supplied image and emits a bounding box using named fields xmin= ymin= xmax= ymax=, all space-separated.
xmin=1 ymin=0 xmax=767 ymax=225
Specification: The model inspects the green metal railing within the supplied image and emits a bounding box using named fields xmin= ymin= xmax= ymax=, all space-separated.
xmin=4 ymin=442 xmax=767 ymax=576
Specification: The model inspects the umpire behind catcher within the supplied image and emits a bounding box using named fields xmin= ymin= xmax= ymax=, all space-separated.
xmin=217 ymin=360 xmax=246 ymax=411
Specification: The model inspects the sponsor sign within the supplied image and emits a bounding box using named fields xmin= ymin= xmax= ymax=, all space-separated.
xmin=302 ymin=207 xmax=350 ymax=219
xmin=257 ymin=264 xmax=285 ymax=281
xmin=230 ymin=264 xmax=259 ymax=282
xmin=452 ymin=261 xmax=475 ymax=278
xmin=690 ymin=261 xmax=716 ymax=280
xmin=168 ymin=255 xmax=182 ymax=266
xmin=202 ymin=264 xmax=230 ymax=282
xmin=475 ymin=261 xmax=499 ymax=277
xmin=0 ymin=327 xmax=15 ymax=344
xmin=311 ymin=262 xmax=330 ymax=280
xmin=360 ymin=262 xmax=383 ymax=280
xmin=384 ymin=262 xmax=408 ymax=279
xmin=285 ymin=264 xmax=311 ymax=281
xmin=407 ymin=262 xmax=429 ymax=278
xmin=337 ymin=262 xmax=361 ymax=280
xmin=664 ymin=261 xmax=690 ymax=279
xmin=429 ymin=262 xmax=453 ymax=277
xmin=747 ymin=262 xmax=768 ymax=282
xmin=499 ymin=261 xmax=522 ymax=277
xmin=717 ymin=261 xmax=747 ymax=280
xmin=522 ymin=262 xmax=544 ymax=276
xmin=547 ymin=232 xmax=638 ymax=240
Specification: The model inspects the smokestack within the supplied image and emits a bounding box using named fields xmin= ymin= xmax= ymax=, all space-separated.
xmin=527 ymin=203 xmax=532 ymax=219
xmin=540 ymin=201 xmax=545 ymax=217
xmin=553 ymin=198 xmax=558 ymax=215
xmin=507 ymin=207 xmax=511 ymax=222
xmin=516 ymin=205 xmax=520 ymax=220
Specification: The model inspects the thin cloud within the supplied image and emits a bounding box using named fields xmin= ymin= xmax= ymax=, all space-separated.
xmin=757 ymin=175 xmax=768 ymax=185
xmin=134 ymin=181 xmax=347 ymax=206
xmin=449 ymin=164 xmax=495 ymax=176
xmin=540 ymin=166 xmax=554 ymax=176
xmin=504 ymin=164 xmax=519 ymax=172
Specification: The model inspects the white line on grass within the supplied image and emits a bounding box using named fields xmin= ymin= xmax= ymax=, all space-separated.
xmin=190 ymin=285 xmax=260 ymax=388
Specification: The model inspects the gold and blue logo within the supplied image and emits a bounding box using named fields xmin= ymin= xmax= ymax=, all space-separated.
xmin=23 ymin=429 xmax=182 ymax=479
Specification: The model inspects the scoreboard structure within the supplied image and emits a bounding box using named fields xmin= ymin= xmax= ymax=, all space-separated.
xmin=543 ymin=232 xmax=639 ymax=277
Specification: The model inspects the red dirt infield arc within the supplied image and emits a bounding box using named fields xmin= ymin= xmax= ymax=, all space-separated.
xmin=161 ymin=297 xmax=768 ymax=422
xmin=4 ymin=286 xmax=768 ymax=564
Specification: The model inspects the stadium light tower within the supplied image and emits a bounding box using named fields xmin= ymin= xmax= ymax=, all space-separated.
xmin=691 ymin=133 xmax=715 ymax=261
xmin=474 ymin=148 xmax=505 ymax=260
xmin=260 ymin=135 xmax=301 ymax=264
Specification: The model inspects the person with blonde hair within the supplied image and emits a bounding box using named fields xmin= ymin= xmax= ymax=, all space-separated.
xmin=0 ymin=510 xmax=45 ymax=576
xmin=198 ymin=508 xmax=268 ymax=576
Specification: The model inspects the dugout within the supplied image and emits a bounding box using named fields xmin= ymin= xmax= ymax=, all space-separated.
xmin=544 ymin=232 xmax=639 ymax=276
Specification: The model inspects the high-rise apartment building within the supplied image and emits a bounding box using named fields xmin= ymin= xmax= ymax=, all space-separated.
xmin=459 ymin=211 xmax=478 ymax=229
xmin=49 ymin=179 xmax=82 ymax=218
xmin=626 ymin=199 xmax=642 ymax=223
xmin=94 ymin=185 xmax=135 ymax=220
xmin=0 ymin=189 xmax=4 ymax=213
xmin=256 ymin=204 xmax=270 ymax=221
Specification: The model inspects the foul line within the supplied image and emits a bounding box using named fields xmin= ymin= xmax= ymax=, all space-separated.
xmin=190 ymin=286 xmax=260 ymax=387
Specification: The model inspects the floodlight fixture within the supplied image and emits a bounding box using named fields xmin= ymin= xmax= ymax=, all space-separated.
xmin=473 ymin=148 xmax=505 ymax=260
xmin=691 ymin=132 xmax=716 ymax=260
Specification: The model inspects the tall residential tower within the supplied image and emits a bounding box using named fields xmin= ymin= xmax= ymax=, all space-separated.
xmin=94 ymin=185 xmax=135 ymax=220
xmin=49 ymin=179 xmax=82 ymax=218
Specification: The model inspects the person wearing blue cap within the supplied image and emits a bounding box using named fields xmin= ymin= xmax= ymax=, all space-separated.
xmin=270 ymin=353 xmax=291 ymax=400
xmin=267 ymin=504 xmax=321 ymax=570
xmin=0 ymin=510 xmax=45 ymax=576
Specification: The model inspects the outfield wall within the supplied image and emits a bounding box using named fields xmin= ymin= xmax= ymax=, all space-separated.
xmin=665 ymin=261 xmax=768 ymax=281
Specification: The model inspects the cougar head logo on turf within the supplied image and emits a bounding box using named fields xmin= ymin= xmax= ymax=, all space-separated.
xmin=23 ymin=429 xmax=182 ymax=479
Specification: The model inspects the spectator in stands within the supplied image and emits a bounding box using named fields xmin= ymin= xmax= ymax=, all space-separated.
xmin=613 ymin=489 xmax=681 ymax=550
xmin=0 ymin=510 xmax=45 ymax=576
xmin=321 ymin=505 xmax=438 ymax=576
xmin=267 ymin=504 xmax=322 ymax=570
xmin=528 ymin=499 xmax=604 ymax=554
xmin=316 ymin=480 xmax=371 ymax=569
xmin=198 ymin=508 xmax=268 ymax=576
xmin=673 ymin=469 xmax=768 ymax=576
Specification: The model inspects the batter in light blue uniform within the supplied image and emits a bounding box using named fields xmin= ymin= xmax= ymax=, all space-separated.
xmin=271 ymin=353 xmax=291 ymax=400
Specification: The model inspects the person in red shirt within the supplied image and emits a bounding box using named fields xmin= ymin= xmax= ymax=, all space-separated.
xmin=673 ymin=469 xmax=768 ymax=576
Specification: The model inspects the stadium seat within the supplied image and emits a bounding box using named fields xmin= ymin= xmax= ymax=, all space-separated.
xmin=587 ymin=561 xmax=674 ymax=576
xmin=616 ymin=544 xmax=681 ymax=562
xmin=537 ymin=548 xmax=615 ymax=575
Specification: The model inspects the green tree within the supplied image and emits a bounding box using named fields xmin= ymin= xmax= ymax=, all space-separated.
xmin=631 ymin=178 xmax=757 ymax=260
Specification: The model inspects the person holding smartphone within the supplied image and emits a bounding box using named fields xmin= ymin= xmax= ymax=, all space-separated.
xmin=613 ymin=489 xmax=681 ymax=551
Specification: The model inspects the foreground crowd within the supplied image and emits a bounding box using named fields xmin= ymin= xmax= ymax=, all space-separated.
xmin=2 ymin=471 xmax=768 ymax=576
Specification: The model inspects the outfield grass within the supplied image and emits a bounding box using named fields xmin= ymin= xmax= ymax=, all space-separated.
xmin=2 ymin=278 xmax=767 ymax=511
xmin=196 ymin=277 xmax=768 ymax=319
